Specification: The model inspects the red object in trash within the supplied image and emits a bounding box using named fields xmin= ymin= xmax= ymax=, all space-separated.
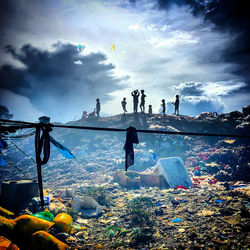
xmin=197 ymin=153 xmax=209 ymax=161
xmin=193 ymin=183 xmax=199 ymax=188
xmin=211 ymin=148 xmax=216 ymax=152
xmin=208 ymin=178 xmax=218 ymax=185
xmin=175 ymin=185 xmax=187 ymax=190
xmin=195 ymin=166 xmax=201 ymax=171
xmin=220 ymin=162 xmax=230 ymax=169
xmin=192 ymin=178 xmax=200 ymax=183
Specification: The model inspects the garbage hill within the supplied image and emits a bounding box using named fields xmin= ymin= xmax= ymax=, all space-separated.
xmin=1 ymin=109 xmax=250 ymax=188
xmin=0 ymin=109 xmax=250 ymax=249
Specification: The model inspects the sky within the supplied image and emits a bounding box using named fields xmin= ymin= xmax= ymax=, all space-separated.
xmin=0 ymin=0 xmax=249 ymax=122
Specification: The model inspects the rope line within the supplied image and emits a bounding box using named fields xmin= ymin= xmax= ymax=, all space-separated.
xmin=0 ymin=119 xmax=249 ymax=139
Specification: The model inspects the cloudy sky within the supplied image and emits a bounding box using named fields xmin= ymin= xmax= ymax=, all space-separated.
xmin=0 ymin=0 xmax=249 ymax=122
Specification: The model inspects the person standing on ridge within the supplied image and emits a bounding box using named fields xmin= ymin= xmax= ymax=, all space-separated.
xmin=121 ymin=98 xmax=127 ymax=114
xmin=148 ymin=105 xmax=152 ymax=114
xmin=161 ymin=99 xmax=166 ymax=115
xmin=131 ymin=90 xmax=140 ymax=113
xmin=173 ymin=95 xmax=180 ymax=115
xmin=96 ymin=99 xmax=101 ymax=117
xmin=140 ymin=90 xmax=146 ymax=113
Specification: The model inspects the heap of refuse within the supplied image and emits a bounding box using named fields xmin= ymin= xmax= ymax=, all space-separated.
xmin=0 ymin=107 xmax=249 ymax=249
xmin=1 ymin=176 xmax=249 ymax=249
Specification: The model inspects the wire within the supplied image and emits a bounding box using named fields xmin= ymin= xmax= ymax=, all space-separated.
xmin=0 ymin=118 xmax=249 ymax=139
xmin=6 ymin=160 xmax=31 ymax=180
xmin=52 ymin=124 xmax=250 ymax=139
xmin=0 ymin=119 xmax=35 ymax=125
xmin=9 ymin=140 xmax=36 ymax=164
xmin=2 ymin=130 xmax=36 ymax=139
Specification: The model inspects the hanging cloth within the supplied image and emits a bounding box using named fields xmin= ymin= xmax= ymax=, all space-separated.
xmin=124 ymin=126 xmax=139 ymax=171
xmin=50 ymin=136 xmax=75 ymax=159
xmin=35 ymin=117 xmax=53 ymax=209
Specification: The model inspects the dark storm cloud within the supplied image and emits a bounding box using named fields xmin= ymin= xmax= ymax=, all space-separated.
xmin=0 ymin=43 xmax=128 ymax=120
xmin=168 ymin=81 xmax=245 ymax=115
xmin=167 ymin=96 xmax=224 ymax=116
xmin=175 ymin=82 xmax=203 ymax=96
xmin=155 ymin=0 xmax=250 ymax=85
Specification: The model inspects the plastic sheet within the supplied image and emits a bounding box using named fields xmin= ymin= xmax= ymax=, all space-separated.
xmin=50 ymin=136 xmax=75 ymax=159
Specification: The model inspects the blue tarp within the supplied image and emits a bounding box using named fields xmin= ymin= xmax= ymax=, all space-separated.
xmin=50 ymin=136 xmax=75 ymax=159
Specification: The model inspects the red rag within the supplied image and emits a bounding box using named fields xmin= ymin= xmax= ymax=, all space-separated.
xmin=175 ymin=185 xmax=187 ymax=190
xmin=197 ymin=153 xmax=209 ymax=161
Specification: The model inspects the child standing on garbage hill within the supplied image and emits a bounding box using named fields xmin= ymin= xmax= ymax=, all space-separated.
xmin=121 ymin=98 xmax=127 ymax=114
xmin=131 ymin=89 xmax=140 ymax=113
xmin=161 ymin=99 xmax=166 ymax=115
xmin=96 ymin=99 xmax=101 ymax=117
xmin=173 ymin=95 xmax=179 ymax=115
xmin=140 ymin=90 xmax=146 ymax=113
xmin=148 ymin=105 xmax=152 ymax=114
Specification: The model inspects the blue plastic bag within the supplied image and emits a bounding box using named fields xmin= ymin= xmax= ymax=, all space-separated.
xmin=172 ymin=218 xmax=182 ymax=223
xmin=194 ymin=171 xmax=201 ymax=176
xmin=0 ymin=156 xmax=6 ymax=166
xmin=50 ymin=136 xmax=75 ymax=159
xmin=215 ymin=199 xmax=224 ymax=203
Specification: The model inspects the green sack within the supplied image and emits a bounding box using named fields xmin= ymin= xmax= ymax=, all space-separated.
xmin=33 ymin=209 xmax=54 ymax=222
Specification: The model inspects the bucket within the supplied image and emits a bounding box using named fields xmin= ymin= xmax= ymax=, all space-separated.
xmin=0 ymin=180 xmax=38 ymax=212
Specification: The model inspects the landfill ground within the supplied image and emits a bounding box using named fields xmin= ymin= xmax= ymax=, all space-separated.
xmin=43 ymin=179 xmax=249 ymax=249
xmin=0 ymin=111 xmax=249 ymax=249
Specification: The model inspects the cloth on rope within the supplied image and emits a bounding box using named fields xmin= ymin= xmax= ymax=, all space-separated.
xmin=50 ymin=136 xmax=75 ymax=159
xmin=35 ymin=124 xmax=52 ymax=165
xmin=124 ymin=126 xmax=139 ymax=171
xmin=35 ymin=117 xmax=53 ymax=209
xmin=0 ymin=135 xmax=7 ymax=166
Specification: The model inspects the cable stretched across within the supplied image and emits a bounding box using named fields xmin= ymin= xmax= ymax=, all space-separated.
xmin=0 ymin=118 xmax=250 ymax=139
xmin=52 ymin=124 xmax=250 ymax=139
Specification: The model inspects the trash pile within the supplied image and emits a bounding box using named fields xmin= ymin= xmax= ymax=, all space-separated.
xmin=0 ymin=108 xmax=249 ymax=249
xmin=1 ymin=179 xmax=249 ymax=249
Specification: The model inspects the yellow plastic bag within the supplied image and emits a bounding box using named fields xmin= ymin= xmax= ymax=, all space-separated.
xmin=0 ymin=206 xmax=15 ymax=218
xmin=0 ymin=215 xmax=15 ymax=234
xmin=14 ymin=214 xmax=54 ymax=236
xmin=53 ymin=213 xmax=72 ymax=233
xmin=31 ymin=230 xmax=68 ymax=250
xmin=0 ymin=236 xmax=20 ymax=250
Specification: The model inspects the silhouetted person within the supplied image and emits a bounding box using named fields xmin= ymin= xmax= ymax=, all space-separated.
xmin=140 ymin=90 xmax=146 ymax=113
xmin=173 ymin=95 xmax=179 ymax=115
xmin=161 ymin=99 xmax=166 ymax=115
xmin=88 ymin=109 xmax=96 ymax=118
xmin=82 ymin=111 xmax=88 ymax=119
xmin=96 ymin=99 xmax=100 ymax=117
xmin=121 ymin=98 xmax=127 ymax=114
xmin=148 ymin=105 xmax=152 ymax=114
xmin=131 ymin=90 xmax=140 ymax=113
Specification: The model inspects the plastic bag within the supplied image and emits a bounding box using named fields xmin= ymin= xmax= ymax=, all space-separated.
xmin=50 ymin=136 xmax=75 ymax=159
xmin=33 ymin=209 xmax=54 ymax=222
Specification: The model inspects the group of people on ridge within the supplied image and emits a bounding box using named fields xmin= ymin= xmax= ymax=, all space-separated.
xmin=85 ymin=92 xmax=179 ymax=119
xmin=121 ymin=90 xmax=179 ymax=115
xmin=122 ymin=89 xmax=146 ymax=113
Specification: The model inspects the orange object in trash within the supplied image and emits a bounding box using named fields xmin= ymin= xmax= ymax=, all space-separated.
xmin=53 ymin=213 xmax=72 ymax=233
xmin=0 ymin=215 xmax=15 ymax=231
xmin=31 ymin=230 xmax=68 ymax=250
xmin=0 ymin=206 xmax=15 ymax=218
xmin=14 ymin=215 xmax=54 ymax=236
xmin=0 ymin=236 xmax=20 ymax=250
